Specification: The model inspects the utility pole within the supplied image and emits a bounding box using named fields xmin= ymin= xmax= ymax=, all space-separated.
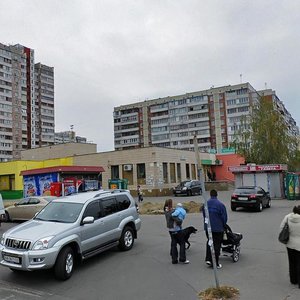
xmin=193 ymin=135 xmax=220 ymax=288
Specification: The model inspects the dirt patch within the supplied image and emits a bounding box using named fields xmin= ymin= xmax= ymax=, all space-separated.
xmin=198 ymin=286 xmax=240 ymax=300
xmin=138 ymin=201 xmax=203 ymax=215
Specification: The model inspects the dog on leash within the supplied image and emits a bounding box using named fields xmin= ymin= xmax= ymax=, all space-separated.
xmin=182 ymin=226 xmax=198 ymax=249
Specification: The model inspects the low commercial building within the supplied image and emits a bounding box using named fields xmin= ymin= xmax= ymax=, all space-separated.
xmin=1 ymin=143 xmax=223 ymax=197
xmin=229 ymin=164 xmax=287 ymax=198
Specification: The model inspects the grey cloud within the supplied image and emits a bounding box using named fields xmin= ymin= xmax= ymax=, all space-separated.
xmin=0 ymin=0 xmax=299 ymax=151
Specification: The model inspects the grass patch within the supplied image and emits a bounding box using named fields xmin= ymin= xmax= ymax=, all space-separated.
xmin=138 ymin=201 xmax=203 ymax=215
xmin=198 ymin=286 xmax=240 ymax=300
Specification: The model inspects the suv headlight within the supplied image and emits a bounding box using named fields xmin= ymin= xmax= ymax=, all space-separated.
xmin=182 ymin=187 xmax=187 ymax=190
xmin=32 ymin=236 xmax=54 ymax=250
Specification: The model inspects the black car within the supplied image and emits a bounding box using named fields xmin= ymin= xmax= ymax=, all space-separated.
xmin=231 ymin=186 xmax=271 ymax=212
xmin=173 ymin=180 xmax=202 ymax=196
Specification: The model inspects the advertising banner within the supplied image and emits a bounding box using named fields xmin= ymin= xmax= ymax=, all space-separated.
xmin=23 ymin=173 xmax=58 ymax=196
xmin=23 ymin=176 xmax=37 ymax=197
xmin=84 ymin=180 xmax=99 ymax=191
xmin=38 ymin=173 xmax=58 ymax=196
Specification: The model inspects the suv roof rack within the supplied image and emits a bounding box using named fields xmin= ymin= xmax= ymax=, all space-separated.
xmin=110 ymin=189 xmax=130 ymax=193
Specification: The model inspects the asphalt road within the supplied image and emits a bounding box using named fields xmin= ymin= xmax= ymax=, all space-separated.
xmin=1 ymin=193 xmax=300 ymax=300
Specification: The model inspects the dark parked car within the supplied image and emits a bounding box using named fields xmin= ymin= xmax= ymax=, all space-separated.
xmin=231 ymin=186 xmax=271 ymax=212
xmin=173 ymin=180 xmax=202 ymax=196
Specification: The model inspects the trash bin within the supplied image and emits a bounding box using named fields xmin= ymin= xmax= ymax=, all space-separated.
xmin=108 ymin=179 xmax=128 ymax=190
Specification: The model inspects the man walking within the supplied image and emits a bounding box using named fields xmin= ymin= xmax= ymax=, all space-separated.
xmin=203 ymin=189 xmax=228 ymax=269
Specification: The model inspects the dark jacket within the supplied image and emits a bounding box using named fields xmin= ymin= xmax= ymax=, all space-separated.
xmin=165 ymin=209 xmax=175 ymax=229
xmin=203 ymin=196 xmax=227 ymax=232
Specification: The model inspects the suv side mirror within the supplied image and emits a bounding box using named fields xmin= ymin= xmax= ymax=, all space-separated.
xmin=82 ymin=216 xmax=94 ymax=225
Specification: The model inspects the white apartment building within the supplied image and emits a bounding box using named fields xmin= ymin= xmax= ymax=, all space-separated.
xmin=55 ymin=131 xmax=87 ymax=144
xmin=114 ymin=83 xmax=299 ymax=153
xmin=0 ymin=43 xmax=54 ymax=161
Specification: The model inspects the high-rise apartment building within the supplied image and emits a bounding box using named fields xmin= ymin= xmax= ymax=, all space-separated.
xmin=35 ymin=63 xmax=55 ymax=147
xmin=0 ymin=43 xmax=54 ymax=161
xmin=113 ymin=83 xmax=299 ymax=153
xmin=55 ymin=131 xmax=87 ymax=144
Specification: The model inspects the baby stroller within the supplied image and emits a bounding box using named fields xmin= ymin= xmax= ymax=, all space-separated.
xmin=221 ymin=224 xmax=243 ymax=262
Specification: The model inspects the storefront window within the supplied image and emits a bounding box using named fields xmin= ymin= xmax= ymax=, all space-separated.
xmin=191 ymin=164 xmax=196 ymax=179
xmin=163 ymin=163 xmax=168 ymax=183
xmin=186 ymin=164 xmax=190 ymax=179
xmin=137 ymin=163 xmax=146 ymax=185
xmin=170 ymin=163 xmax=176 ymax=183
xmin=111 ymin=165 xmax=119 ymax=179
xmin=177 ymin=163 xmax=181 ymax=182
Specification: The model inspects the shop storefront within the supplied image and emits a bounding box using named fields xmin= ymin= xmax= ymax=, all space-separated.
xmin=229 ymin=164 xmax=287 ymax=199
xmin=20 ymin=166 xmax=104 ymax=197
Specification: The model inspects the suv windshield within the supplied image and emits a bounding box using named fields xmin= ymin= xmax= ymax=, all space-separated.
xmin=35 ymin=202 xmax=84 ymax=223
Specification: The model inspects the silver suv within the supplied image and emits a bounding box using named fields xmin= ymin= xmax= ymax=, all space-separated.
xmin=0 ymin=190 xmax=141 ymax=280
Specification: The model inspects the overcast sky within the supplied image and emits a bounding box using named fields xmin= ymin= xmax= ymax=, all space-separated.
xmin=1 ymin=0 xmax=299 ymax=151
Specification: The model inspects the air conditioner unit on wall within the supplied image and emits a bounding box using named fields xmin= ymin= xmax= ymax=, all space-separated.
xmin=215 ymin=159 xmax=223 ymax=165
xmin=123 ymin=164 xmax=133 ymax=171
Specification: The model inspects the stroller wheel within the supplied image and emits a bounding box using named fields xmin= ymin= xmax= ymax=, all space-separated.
xmin=232 ymin=246 xmax=240 ymax=262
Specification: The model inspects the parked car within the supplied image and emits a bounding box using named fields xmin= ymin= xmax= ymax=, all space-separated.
xmin=0 ymin=189 xmax=141 ymax=280
xmin=4 ymin=196 xmax=57 ymax=222
xmin=231 ymin=186 xmax=271 ymax=212
xmin=173 ymin=180 xmax=202 ymax=196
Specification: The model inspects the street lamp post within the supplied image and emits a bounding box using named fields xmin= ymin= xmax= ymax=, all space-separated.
xmin=193 ymin=135 xmax=220 ymax=288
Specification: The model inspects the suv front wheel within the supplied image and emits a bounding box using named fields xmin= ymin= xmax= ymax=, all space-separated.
xmin=119 ymin=226 xmax=134 ymax=251
xmin=54 ymin=246 xmax=74 ymax=280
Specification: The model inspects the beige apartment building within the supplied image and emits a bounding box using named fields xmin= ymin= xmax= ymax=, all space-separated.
xmin=114 ymin=82 xmax=299 ymax=154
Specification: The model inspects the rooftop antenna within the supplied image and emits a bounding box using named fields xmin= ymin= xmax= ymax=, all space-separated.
xmin=240 ymin=74 xmax=242 ymax=83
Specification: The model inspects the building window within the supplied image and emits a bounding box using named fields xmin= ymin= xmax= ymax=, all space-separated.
xmin=137 ymin=163 xmax=146 ymax=185
xmin=177 ymin=163 xmax=181 ymax=182
xmin=111 ymin=165 xmax=119 ymax=179
xmin=191 ymin=164 xmax=196 ymax=179
xmin=122 ymin=166 xmax=133 ymax=186
xmin=170 ymin=163 xmax=176 ymax=183
xmin=163 ymin=162 xmax=168 ymax=183
xmin=186 ymin=164 xmax=190 ymax=179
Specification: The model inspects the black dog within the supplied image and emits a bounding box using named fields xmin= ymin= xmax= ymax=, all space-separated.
xmin=182 ymin=226 xmax=198 ymax=249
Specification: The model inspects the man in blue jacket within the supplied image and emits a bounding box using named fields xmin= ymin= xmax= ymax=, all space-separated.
xmin=203 ymin=189 xmax=228 ymax=269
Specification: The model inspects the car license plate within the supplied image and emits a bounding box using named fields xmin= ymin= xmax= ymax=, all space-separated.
xmin=3 ymin=255 xmax=21 ymax=264
xmin=238 ymin=197 xmax=248 ymax=201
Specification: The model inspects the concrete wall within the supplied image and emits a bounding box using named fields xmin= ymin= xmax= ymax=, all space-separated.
xmin=21 ymin=143 xmax=97 ymax=160
xmin=215 ymin=153 xmax=245 ymax=181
